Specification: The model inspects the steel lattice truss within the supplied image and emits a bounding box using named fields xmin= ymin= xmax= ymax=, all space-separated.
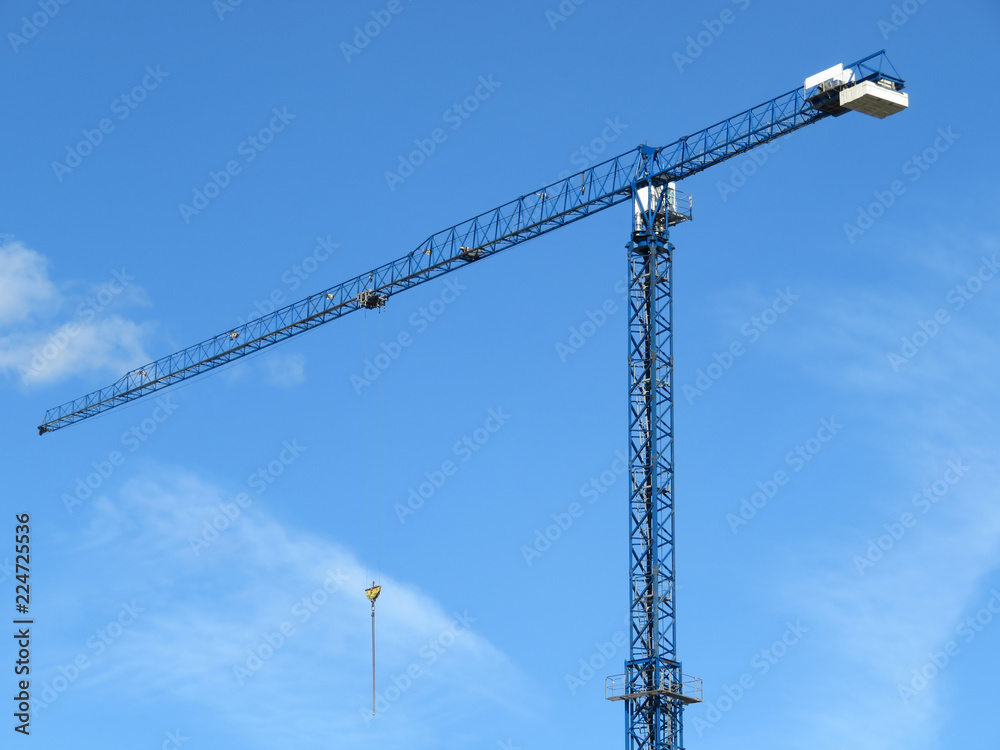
xmin=39 ymin=52 xmax=902 ymax=434
xmin=626 ymin=196 xmax=681 ymax=749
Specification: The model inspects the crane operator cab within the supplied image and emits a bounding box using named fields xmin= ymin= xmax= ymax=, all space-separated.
xmin=633 ymin=181 xmax=692 ymax=235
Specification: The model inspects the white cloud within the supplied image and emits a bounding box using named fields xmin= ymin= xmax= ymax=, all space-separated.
xmin=765 ymin=261 xmax=1000 ymax=400
xmin=761 ymin=308 xmax=1000 ymax=747
xmin=0 ymin=241 xmax=60 ymax=324
xmin=717 ymin=229 xmax=1000 ymax=748
xmin=262 ymin=352 xmax=306 ymax=386
xmin=0 ymin=241 xmax=155 ymax=387
xmin=777 ymin=472 xmax=1000 ymax=749
xmin=43 ymin=469 xmax=526 ymax=749
xmin=0 ymin=316 xmax=152 ymax=385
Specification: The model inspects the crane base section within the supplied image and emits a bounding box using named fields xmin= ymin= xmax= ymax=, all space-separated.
xmin=839 ymin=80 xmax=909 ymax=119
xmin=605 ymin=673 xmax=704 ymax=704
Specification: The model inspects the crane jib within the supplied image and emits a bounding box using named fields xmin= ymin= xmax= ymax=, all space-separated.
xmin=38 ymin=50 xmax=905 ymax=435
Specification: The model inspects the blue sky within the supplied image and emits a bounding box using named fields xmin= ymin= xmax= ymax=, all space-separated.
xmin=2 ymin=1 xmax=999 ymax=748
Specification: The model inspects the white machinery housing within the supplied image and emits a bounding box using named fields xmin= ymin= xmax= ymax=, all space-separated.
xmin=634 ymin=182 xmax=691 ymax=233
xmin=839 ymin=79 xmax=909 ymax=118
xmin=804 ymin=62 xmax=909 ymax=119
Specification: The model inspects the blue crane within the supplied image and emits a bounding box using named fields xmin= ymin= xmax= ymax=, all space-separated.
xmin=39 ymin=50 xmax=907 ymax=750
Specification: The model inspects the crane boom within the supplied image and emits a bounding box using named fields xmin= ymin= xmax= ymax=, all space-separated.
xmin=39 ymin=51 xmax=902 ymax=435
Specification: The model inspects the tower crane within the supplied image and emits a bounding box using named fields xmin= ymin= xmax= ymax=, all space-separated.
xmin=39 ymin=51 xmax=908 ymax=750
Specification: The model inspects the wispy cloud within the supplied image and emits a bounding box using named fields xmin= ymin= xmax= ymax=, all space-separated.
xmin=766 ymin=275 xmax=1000 ymax=746
xmin=0 ymin=239 xmax=155 ymax=386
xmin=262 ymin=352 xmax=306 ymax=386
xmin=706 ymin=229 xmax=1000 ymax=748
xmin=218 ymin=352 xmax=308 ymax=388
xmin=776 ymin=468 xmax=1000 ymax=748
xmin=43 ymin=468 xmax=526 ymax=749
xmin=768 ymin=243 xmax=1000 ymax=399
xmin=0 ymin=316 xmax=153 ymax=385
xmin=0 ymin=242 xmax=59 ymax=324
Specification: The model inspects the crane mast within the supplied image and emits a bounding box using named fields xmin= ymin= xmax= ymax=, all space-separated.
xmin=38 ymin=51 xmax=907 ymax=750
xmin=626 ymin=168 xmax=688 ymax=749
